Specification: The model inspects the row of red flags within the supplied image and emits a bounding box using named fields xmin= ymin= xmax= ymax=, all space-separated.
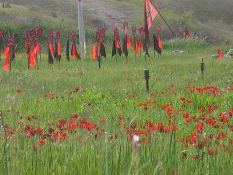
xmin=2 ymin=37 xmax=226 ymax=71
xmin=2 ymin=39 xmax=225 ymax=72
xmin=1 ymin=0 xmax=226 ymax=71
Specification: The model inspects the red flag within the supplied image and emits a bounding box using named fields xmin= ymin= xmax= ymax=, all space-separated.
xmin=138 ymin=27 xmax=145 ymax=51
xmin=71 ymin=41 xmax=78 ymax=60
xmin=29 ymin=45 xmax=38 ymax=68
xmin=114 ymin=36 xmax=121 ymax=49
xmin=157 ymin=37 xmax=163 ymax=49
xmin=126 ymin=34 xmax=131 ymax=49
xmin=183 ymin=28 xmax=191 ymax=39
xmin=217 ymin=49 xmax=224 ymax=59
xmin=91 ymin=43 xmax=98 ymax=60
xmin=57 ymin=41 xmax=62 ymax=56
xmin=36 ymin=43 xmax=40 ymax=55
xmin=134 ymin=40 xmax=139 ymax=54
xmin=49 ymin=42 xmax=54 ymax=56
xmin=139 ymin=40 xmax=143 ymax=49
xmin=3 ymin=47 xmax=11 ymax=72
xmin=145 ymin=0 xmax=159 ymax=30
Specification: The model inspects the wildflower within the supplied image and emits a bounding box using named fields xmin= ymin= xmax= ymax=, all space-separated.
xmin=16 ymin=88 xmax=22 ymax=94
xmin=68 ymin=123 xmax=76 ymax=131
xmin=146 ymin=120 xmax=154 ymax=128
xmin=34 ymin=127 xmax=43 ymax=135
xmin=207 ymin=104 xmax=218 ymax=114
xmin=161 ymin=104 xmax=176 ymax=116
xmin=56 ymin=119 xmax=67 ymax=129
xmin=180 ymin=97 xmax=193 ymax=104
xmin=150 ymin=122 xmax=165 ymax=132
xmin=138 ymin=100 xmax=155 ymax=110
xmin=85 ymin=122 xmax=95 ymax=131
xmin=189 ymin=132 xmax=198 ymax=145
xmin=207 ymin=149 xmax=217 ymax=155
xmin=168 ymin=120 xmax=178 ymax=132
xmin=51 ymin=131 xmax=67 ymax=142
xmin=195 ymin=123 xmax=205 ymax=133
xmin=71 ymin=114 xmax=78 ymax=119
xmin=183 ymin=113 xmax=192 ymax=123
xmin=216 ymin=132 xmax=227 ymax=140
xmin=219 ymin=112 xmax=230 ymax=123
xmin=198 ymin=106 xmax=205 ymax=113
xmin=38 ymin=139 xmax=45 ymax=146
xmin=135 ymin=129 xmax=148 ymax=136
xmin=117 ymin=116 xmax=125 ymax=121
xmin=205 ymin=118 xmax=216 ymax=126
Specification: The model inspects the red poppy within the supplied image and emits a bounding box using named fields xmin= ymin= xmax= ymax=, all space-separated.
xmin=38 ymin=139 xmax=45 ymax=146
xmin=180 ymin=97 xmax=193 ymax=104
xmin=205 ymin=118 xmax=216 ymax=126
xmin=85 ymin=123 xmax=95 ymax=131
xmin=16 ymin=88 xmax=22 ymax=94
xmin=168 ymin=120 xmax=178 ymax=132
xmin=56 ymin=119 xmax=67 ymax=129
xmin=195 ymin=123 xmax=205 ymax=133
xmin=150 ymin=122 xmax=165 ymax=132
xmin=68 ymin=123 xmax=76 ymax=131
xmin=219 ymin=111 xmax=231 ymax=123
xmin=189 ymin=132 xmax=198 ymax=145
xmin=207 ymin=105 xmax=218 ymax=114
xmin=183 ymin=113 xmax=192 ymax=123
xmin=216 ymin=132 xmax=227 ymax=140
xmin=117 ymin=116 xmax=125 ymax=121
xmin=207 ymin=149 xmax=217 ymax=155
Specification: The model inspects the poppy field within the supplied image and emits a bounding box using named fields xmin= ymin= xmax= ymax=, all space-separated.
xmin=0 ymin=42 xmax=233 ymax=175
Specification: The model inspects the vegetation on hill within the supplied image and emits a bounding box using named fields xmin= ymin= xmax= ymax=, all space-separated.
xmin=0 ymin=0 xmax=232 ymax=43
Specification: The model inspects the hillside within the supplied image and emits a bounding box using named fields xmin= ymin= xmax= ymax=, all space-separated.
xmin=0 ymin=0 xmax=232 ymax=43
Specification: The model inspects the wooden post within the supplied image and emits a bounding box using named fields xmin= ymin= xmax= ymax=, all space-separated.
xmin=201 ymin=59 xmax=205 ymax=79
xmin=144 ymin=69 xmax=150 ymax=93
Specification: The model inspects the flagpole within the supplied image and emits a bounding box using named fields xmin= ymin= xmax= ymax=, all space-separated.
xmin=155 ymin=6 xmax=175 ymax=37
xmin=36 ymin=53 xmax=39 ymax=69
xmin=144 ymin=0 xmax=150 ymax=60
xmin=28 ymin=51 xmax=29 ymax=70
xmin=77 ymin=0 xmax=86 ymax=58
xmin=10 ymin=48 xmax=12 ymax=71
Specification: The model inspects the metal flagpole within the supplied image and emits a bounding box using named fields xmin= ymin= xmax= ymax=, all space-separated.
xmin=77 ymin=0 xmax=86 ymax=58
xmin=154 ymin=3 xmax=175 ymax=37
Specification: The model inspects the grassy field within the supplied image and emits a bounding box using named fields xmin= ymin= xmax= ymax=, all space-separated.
xmin=0 ymin=40 xmax=233 ymax=175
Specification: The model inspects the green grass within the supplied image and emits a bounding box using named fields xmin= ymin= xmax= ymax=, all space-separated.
xmin=0 ymin=40 xmax=233 ymax=175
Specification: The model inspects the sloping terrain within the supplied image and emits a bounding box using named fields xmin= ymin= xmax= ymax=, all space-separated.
xmin=0 ymin=0 xmax=232 ymax=43
xmin=0 ymin=0 xmax=141 ymax=28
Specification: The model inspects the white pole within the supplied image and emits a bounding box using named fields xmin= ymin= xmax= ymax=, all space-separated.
xmin=77 ymin=0 xmax=86 ymax=58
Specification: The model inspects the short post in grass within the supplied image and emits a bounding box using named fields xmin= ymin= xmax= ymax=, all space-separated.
xmin=144 ymin=69 xmax=150 ymax=93
xmin=97 ymin=57 xmax=101 ymax=69
xmin=9 ymin=55 xmax=12 ymax=71
xmin=200 ymin=59 xmax=205 ymax=79
xmin=144 ymin=49 xmax=149 ymax=61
